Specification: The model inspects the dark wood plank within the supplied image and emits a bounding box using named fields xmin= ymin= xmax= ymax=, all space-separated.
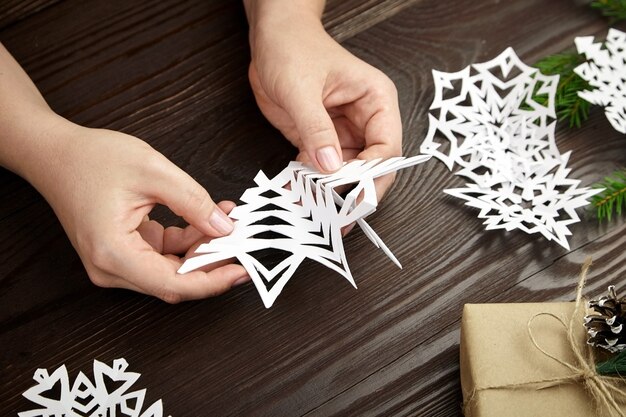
xmin=1 ymin=0 xmax=625 ymax=416
xmin=323 ymin=0 xmax=422 ymax=42
xmin=0 ymin=0 xmax=61 ymax=30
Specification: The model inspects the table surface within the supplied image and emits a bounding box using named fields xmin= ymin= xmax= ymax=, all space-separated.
xmin=1 ymin=1 xmax=625 ymax=416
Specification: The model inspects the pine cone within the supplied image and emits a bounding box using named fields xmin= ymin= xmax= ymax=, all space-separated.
xmin=584 ymin=285 xmax=626 ymax=353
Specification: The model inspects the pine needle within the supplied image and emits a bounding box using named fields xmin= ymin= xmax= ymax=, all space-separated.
xmin=596 ymin=349 xmax=626 ymax=376
xmin=591 ymin=169 xmax=626 ymax=221
xmin=591 ymin=0 xmax=626 ymax=23
xmin=531 ymin=52 xmax=591 ymax=128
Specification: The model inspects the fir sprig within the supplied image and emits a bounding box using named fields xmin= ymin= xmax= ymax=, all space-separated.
xmin=591 ymin=169 xmax=626 ymax=221
xmin=596 ymin=349 xmax=626 ymax=376
xmin=532 ymin=52 xmax=591 ymax=128
xmin=591 ymin=0 xmax=626 ymax=23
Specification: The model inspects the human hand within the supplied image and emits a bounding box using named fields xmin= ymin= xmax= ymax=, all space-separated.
xmin=245 ymin=1 xmax=403 ymax=199
xmin=26 ymin=120 xmax=249 ymax=303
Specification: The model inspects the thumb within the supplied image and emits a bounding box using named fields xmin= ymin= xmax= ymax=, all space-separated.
xmin=284 ymin=89 xmax=343 ymax=173
xmin=149 ymin=159 xmax=234 ymax=237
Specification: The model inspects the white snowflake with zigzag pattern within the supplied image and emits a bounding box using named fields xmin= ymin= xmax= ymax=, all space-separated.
xmin=575 ymin=28 xmax=626 ymax=134
xmin=19 ymin=358 xmax=169 ymax=417
xmin=179 ymin=156 xmax=429 ymax=308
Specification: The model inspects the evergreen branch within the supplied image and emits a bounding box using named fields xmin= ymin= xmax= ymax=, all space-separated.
xmin=531 ymin=52 xmax=591 ymax=128
xmin=596 ymin=349 xmax=626 ymax=376
xmin=591 ymin=0 xmax=626 ymax=23
xmin=591 ymin=169 xmax=626 ymax=221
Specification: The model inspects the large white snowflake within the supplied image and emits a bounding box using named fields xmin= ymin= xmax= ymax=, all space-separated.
xmin=19 ymin=358 xmax=169 ymax=417
xmin=575 ymin=28 xmax=626 ymax=134
xmin=420 ymin=48 xmax=600 ymax=249
xmin=421 ymin=47 xmax=560 ymax=176
xmin=179 ymin=156 xmax=430 ymax=308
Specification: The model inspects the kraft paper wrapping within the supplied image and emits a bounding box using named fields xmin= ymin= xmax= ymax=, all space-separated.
xmin=460 ymin=302 xmax=626 ymax=417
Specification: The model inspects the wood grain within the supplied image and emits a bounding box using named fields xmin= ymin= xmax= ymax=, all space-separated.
xmin=0 ymin=0 xmax=61 ymax=30
xmin=1 ymin=0 xmax=625 ymax=416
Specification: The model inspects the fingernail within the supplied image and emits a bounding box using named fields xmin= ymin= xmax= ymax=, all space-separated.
xmin=209 ymin=209 xmax=234 ymax=235
xmin=316 ymin=146 xmax=342 ymax=172
xmin=233 ymin=275 xmax=250 ymax=287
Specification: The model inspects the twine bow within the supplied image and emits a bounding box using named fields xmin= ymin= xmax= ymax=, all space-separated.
xmin=464 ymin=258 xmax=626 ymax=417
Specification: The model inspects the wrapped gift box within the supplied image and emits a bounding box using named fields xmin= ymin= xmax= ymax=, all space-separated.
xmin=460 ymin=302 xmax=626 ymax=416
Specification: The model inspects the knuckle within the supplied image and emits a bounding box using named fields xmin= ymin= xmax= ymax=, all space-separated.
xmin=301 ymin=119 xmax=334 ymax=141
xmin=208 ymin=280 xmax=231 ymax=297
xmin=182 ymin=184 xmax=211 ymax=214
xmin=371 ymin=73 xmax=398 ymax=100
xmin=158 ymin=289 xmax=183 ymax=305
xmin=142 ymin=151 xmax=167 ymax=175
xmin=88 ymin=271 xmax=112 ymax=288
xmin=389 ymin=142 xmax=402 ymax=157
xmin=89 ymin=241 xmax=117 ymax=272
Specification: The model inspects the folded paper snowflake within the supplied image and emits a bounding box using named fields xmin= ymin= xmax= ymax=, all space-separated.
xmin=19 ymin=358 xmax=169 ymax=417
xmin=575 ymin=28 xmax=626 ymax=134
xmin=179 ymin=156 xmax=430 ymax=308
xmin=420 ymin=47 xmax=600 ymax=249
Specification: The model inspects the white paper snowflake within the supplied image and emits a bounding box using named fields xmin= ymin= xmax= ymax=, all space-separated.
xmin=19 ymin=358 xmax=169 ymax=417
xmin=420 ymin=47 xmax=600 ymax=249
xmin=575 ymin=28 xmax=626 ymax=134
xmin=421 ymin=47 xmax=559 ymax=178
xmin=179 ymin=156 xmax=430 ymax=308
xmin=445 ymin=153 xmax=599 ymax=250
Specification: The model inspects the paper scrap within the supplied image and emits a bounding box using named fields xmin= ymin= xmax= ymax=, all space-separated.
xmin=179 ymin=156 xmax=430 ymax=308
xmin=575 ymin=28 xmax=626 ymax=134
xmin=420 ymin=47 xmax=600 ymax=249
xmin=19 ymin=358 xmax=169 ymax=417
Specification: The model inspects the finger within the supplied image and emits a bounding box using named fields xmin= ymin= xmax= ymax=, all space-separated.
xmin=342 ymin=76 xmax=402 ymax=161
xmin=104 ymin=231 xmax=249 ymax=302
xmin=351 ymin=79 xmax=402 ymax=201
xmin=144 ymin=156 xmax=235 ymax=237
xmin=341 ymin=222 xmax=356 ymax=236
xmin=340 ymin=148 xmax=362 ymax=161
xmin=282 ymin=84 xmax=343 ymax=173
xmin=333 ymin=116 xmax=363 ymax=151
xmin=182 ymin=201 xmax=239 ymax=272
xmin=137 ymin=220 xmax=165 ymax=253
xmin=91 ymin=260 xmax=246 ymax=300
xmin=131 ymin=250 xmax=249 ymax=303
xmin=84 ymin=267 xmax=145 ymax=294
xmin=296 ymin=150 xmax=312 ymax=166
xmin=183 ymin=247 xmax=237 ymax=273
xmin=373 ymin=172 xmax=396 ymax=202
xmin=162 ymin=225 xmax=204 ymax=255
xmin=217 ymin=200 xmax=237 ymax=214
xmin=161 ymin=200 xmax=237 ymax=255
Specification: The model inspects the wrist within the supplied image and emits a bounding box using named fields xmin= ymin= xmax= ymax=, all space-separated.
xmin=2 ymin=111 xmax=79 ymax=191
xmin=244 ymin=0 xmax=325 ymax=53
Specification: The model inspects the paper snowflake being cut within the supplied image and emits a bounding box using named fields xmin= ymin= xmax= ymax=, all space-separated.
xmin=19 ymin=358 xmax=169 ymax=417
xmin=420 ymin=47 xmax=600 ymax=249
xmin=575 ymin=28 xmax=626 ymax=134
xmin=179 ymin=156 xmax=430 ymax=308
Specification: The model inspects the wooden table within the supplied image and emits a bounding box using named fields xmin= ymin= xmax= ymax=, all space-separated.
xmin=1 ymin=1 xmax=625 ymax=415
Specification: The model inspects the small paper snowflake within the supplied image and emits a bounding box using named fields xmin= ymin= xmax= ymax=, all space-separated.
xmin=179 ymin=156 xmax=430 ymax=308
xmin=445 ymin=153 xmax=599 ymax=250
xmin=420 ymin=48 xmax=600 ymax=249
xmin=575 ymin=28 xmax=626 ymax=134
xmin=19 ymin=358 xmax=169 ymax=417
